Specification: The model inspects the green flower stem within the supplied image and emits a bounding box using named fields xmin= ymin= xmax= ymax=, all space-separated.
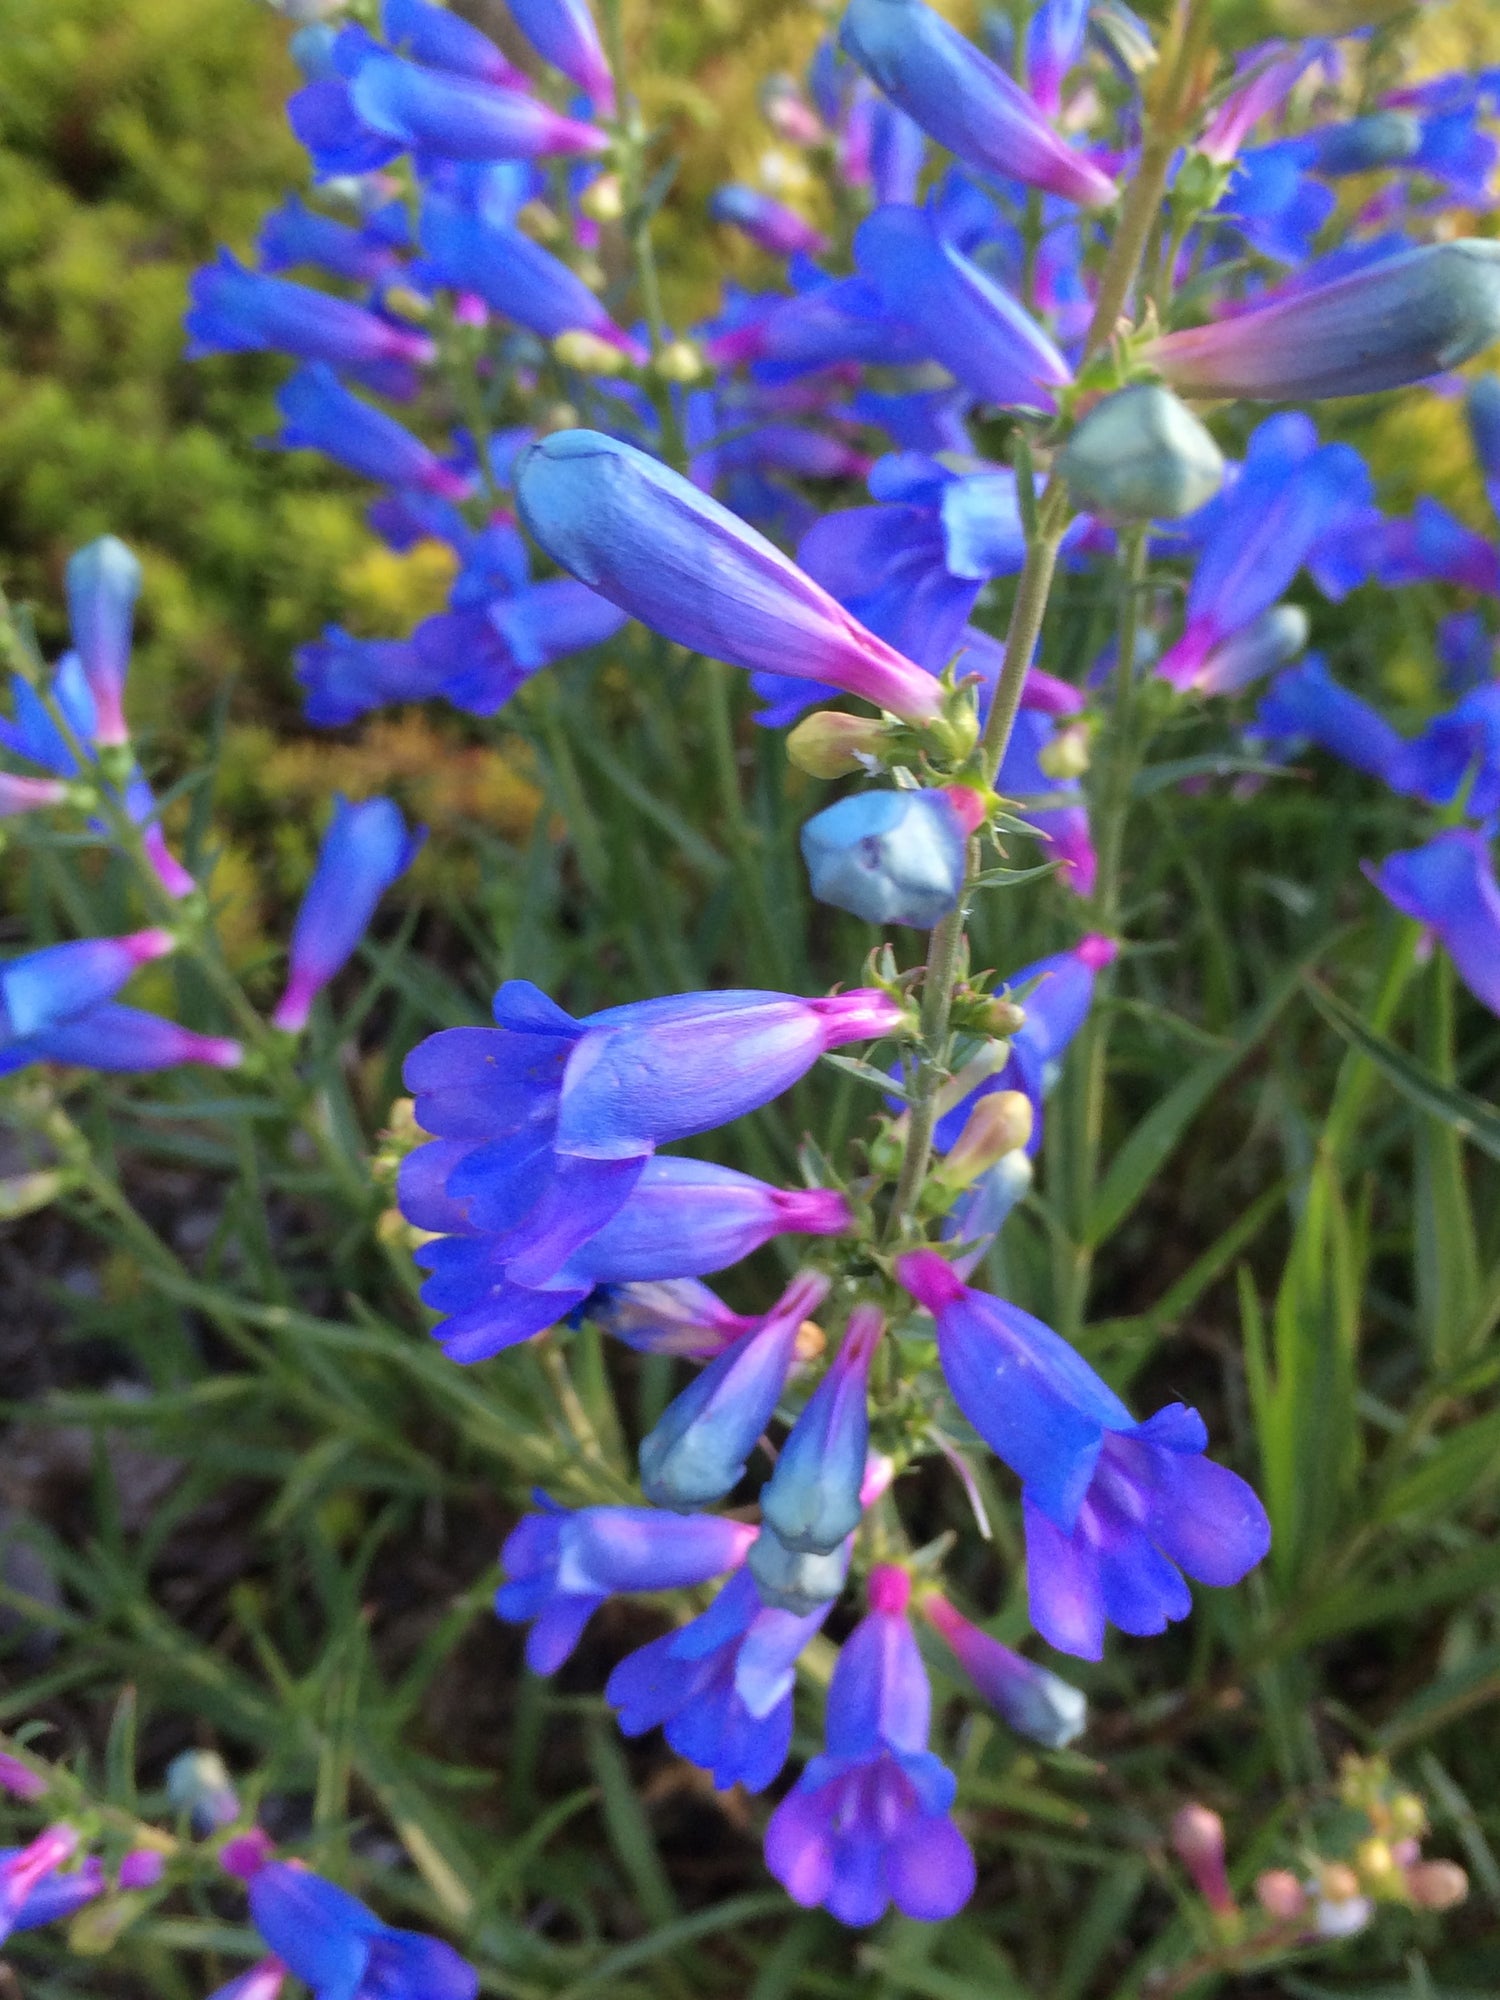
xmin=881 ymin=0 xmax=1215 ymax=1253
xmin=1058 ymin=524 xmax=1148 ymax=1334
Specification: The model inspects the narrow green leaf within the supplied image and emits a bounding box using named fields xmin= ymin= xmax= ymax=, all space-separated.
xmin=1304 ymin=977 xmax=1500 ymax=1163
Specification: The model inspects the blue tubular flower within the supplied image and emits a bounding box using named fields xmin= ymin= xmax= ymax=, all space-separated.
xmin=1386 ymin=687 xmax=1500 ymax=819
xmin=1364 ymin=498 xmax=1500 ymax=595
xmin=185 ymin=252 xmax=435 ymax=396
xmin=0 ymin=773 xmax=67 ymax=817
xmin=996 ymin=708 xmax=1095 ymax=896
xmin=295 ymin=630 xmax=451 ymax=726
xmin=497 ymin=1499 xmax=757 ymax=1672
xmin=0 ymin=1832 xmax=85 ymax=1936
xmin=1214 ymin=144 xmax=1335 ymax=267
xmin=504 ymin=0 xmax=614 ymax=112
xmin=1437 ymin=611 xmax=1494 ymax=695
xmin=855 ymin=206 xmax=1073 ymax=413
xmin=413 ymin=581 xmax=626 ymax=717
xmin=590 ymin=1278 xmax=752 ymax=1358
xmin=1254 ymin=655 xmax=1405 ymax=786
xmin=706 ymin=273 xmax=929 ymax=377
xmin=65 ymin=536 xmax=140 ymax=748
xmin=0 ymin=1005 xmax=242 ymax=1080
xmin=801 ymin=787 xmax=981 ymax=929
xmin=0 ymin=930 xmax=174 ymax=1046
xmin=1304 ymin=109 xmax=1421 ymax=176
xmin=710 ymin=185 xmax=828 ymax=258
xmin=383 ymin=0 xmax=526 ymax=87
xmin=273 ymin=366 xmax=473 ymax=499
xmin=247 ymin=1861 xmax=478 ymax=2000
xmin=413 ymin=1158 xmax=851 ymax=1362
xmin=922 ymin=1593 xmax=1086 ymax=1748
xmin=943 ymin=1149 xmax=1034 ymax=1277
xmin=748 ymin=1520 xmax=854 ymax=1615
xmin=1157 ymin=415 xmax=1371 ymax=689
xmin=839 ymin=0 xmax=1117 ymax=210
xmin=1367 ymin=831 xmax=1500 ymax=1017
xmin=870 ymin=97 xmax=926 ymax=205
xmin=897 ymin=1252 xmax=1271 ymax=1660
xmin=640 ymin=1271 xmax=829 ymax=1509
xmin=1149 ymin=241 xmax=1500 ymax=402
xmin=760 ymin=1306 xmax=881 ymax=1553
xmin=1026 ymin=0 xmax=1088 ymax=118
xmin=608 ymin=1568 xmax=830 ymax=1793
xmin=257 ymin=195 xmax=402 ymax=285
xmin=765 ymin=1565 xmax=976 ymax=1926
xmin=418 ymin=201 xmax=643 ymax=357
xmin=272 ymin=796 xmax=424 ymax=1032
xmin=515 ymin=430 xmax=947 ymax=724
xmin=1186 ymin=603 xmax=1309 ymax=697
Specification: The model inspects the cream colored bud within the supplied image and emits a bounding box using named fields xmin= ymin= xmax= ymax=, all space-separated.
xmin=382 ymin=284 xmax=432 ymax=323
xmin=575 ymin=254 xmax=606 ymax=292
xmin=1318 ymin=1863 xmax=1361 ymax=1903
xmin=553 ymin=330 xmax=628 ymax=376
xmin=1405 ymin=1860 xmax=1468 ymax=1911
xmin=786 ymin=710 xmax=889 ymax=777
xmin=1038 ymin=724 xmax=1091 ymax=780
xmin=516 ymin=200 xmax=563 ymax=242
xmin=977 ymin=997 xmax=1027 ymax=1036
xmin=654 ymin=339 xmax=705 ymax=384
xmin=539 ymin=402 xmax=581 ymax=435
xmin=1255 ymin=1870 xmax=1307 ymax=1921
xmin=937 ymin=1090 xmax=1034 ymax=1192
xmin=794 ymin=1319 xmax=827 ymax=1364
xmin=0 ymin=1169 xmax=65 ymax=1220
xmin=1355 ymin=1838 xmax=1403 ymax=1895
xmin=1388 ymin=1793 xmax=1427 ymax=1840
xmin=580 ymin=173 xmax=624 ymax=223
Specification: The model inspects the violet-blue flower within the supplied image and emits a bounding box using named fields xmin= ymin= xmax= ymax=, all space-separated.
xmin=295 ymin=630 xmax=451 ymax=726
xmin=0 ymin=930 xmax=174 ymax=1047
xmin=589 ymin=1277 xmax=752 ymax=1358
xmin=257 ymin=194 xmax=403 ymax=286
xmin=272 ymin=796 xmax=424 ymax=1032
xmin=839 ymin=0 xmax=1117 ymax=210
xmin=0 ymin=1004 xmax=242 ymax=1081
xmin=412 ymin=580 xmax=627 ymax=717
xmin=515 ymin=431 xmax=947 ymax=724
xmin=206 ymin=1963 xmax=286 ymax=2000
xmin=65 ymin=535 xmax=140 ymax=749
xmin=760 ymin=1305 xmax=881 ymax=1554
xmin=1149 ymin=240 xmax=1500 ymax=402
xmin=419 ymin=201 xmax=643 ymax=356
xmin=855 ymin=205 xmax=1073 ymax=414
xmin=185 ymin=251 xmax=435 ymax=398
xmin=272 ymin=365 xmax=473 ymax=500
xmin=1156 ymin=415 xmax=1370 ymax=690
xmin=710 ymin=185 xmax=828 ymax=258
xmin=504 ymin=0 xmax=614 ymax=113
xmin=247 ymin=1860 xmax=478 ymax=2000
xmin=748 ymin=1519 xmax=855 ymax=1615
xmin=497 ymin=1498 xmax=757 ymax=1672
xmin=1254 ymin=654 xmax=1405 ymax=787
xmin=897 ymin=1251 xmax=1271 ymax=1660
xmin=640 ymin=1271 xmax=829 ymax=1509
xmin=801 ymin=787 xmax=983 ymax=929
xmin=1365 ymin=830 xmax=1500 ymax=1018
xmin=608 ymin=1567 xmax=830 ymax=1792
xmin=1026 ymin=0 xmax=1089 ymax=118
xmin=765 ymin=1565 xmax=977 ymax=1926
xmin=1466 ymin=373 xmax=1500 ymax=518
xmin=0 ymin=1828 xmax=89 ymax=1944
xmin=383 ymin=0 xmax=526 ymax=87
xmin=922 ymin=1592 xmax=1087 ymax=1748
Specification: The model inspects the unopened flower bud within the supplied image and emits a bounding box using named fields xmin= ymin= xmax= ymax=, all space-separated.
xmin=761 ymin=74 xmax=825 ymax=146
xmin=1171 ymin=1804 xmax=1236 ymax=1915
xmin=938 ymin=1090 xmax=1033 ymax=1192
xmin=794 ymin=1318 xmax=826 ymax=1364
xmin=787 ymin=710 xmax=891 ymax=777
xmin=1405 ymin=1860 xmax=1468 ymax=1911
xmin=1318 ymin=1862 xmax=1361 ymax=1903
xmin=976 ymin=997 xmax=1026 ymax=1036
xmin=538 ymin=402 xmax=581 ymax=435
xmin=748 ymin=1519 xmax=851 ymax=1615
xmin=0 ymin=1170 xmax=66 ymax=1221
xmin=0 ymin=1752 xmax=46 ymax=1801
xmin=1313 ymin=1863 xmax=1372 ymax=1937
xmin=166 ymin=1749 xmax=241 ymax=1834
xmin=580 ymin=173 xmax=624 ymax=223
xmin=553 ymin=330 xmax=629 ymax=376
xmin=801 ymin=788 xmax=979 ymax=930
xmin=1037 ymin=723 xmax=1091 ymax=780
xmin=516 ymin=199 xmax=563 ymax=242
xmin=382 ymin=284 xmax=432 ymax=323
xmin=1255 ymin=1869 xmax=1307 ymax=1920
xmin=1355 ymin=1836 xmax=1403 ymax=1894
xmin=654 ymin=339 xmax=705 ymax=383
xmin=1388 ymin=1792 xmax=1427 ymax=1840
xmin=1059 ymin=384 xmax=1224 ymax=521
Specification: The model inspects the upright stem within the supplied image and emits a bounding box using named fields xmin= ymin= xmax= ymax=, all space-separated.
xmin=881 ymin=0 xmax=1212 ymax=1249
xmin=1058 ymin=526 xmax=1147 ymax=1332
